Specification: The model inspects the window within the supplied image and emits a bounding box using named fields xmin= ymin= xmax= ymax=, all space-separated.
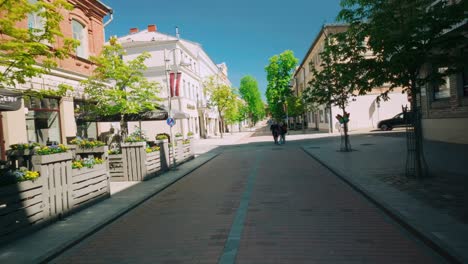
xmin=319 ymin=110 xmax=324 ymax=123
xmin=24 ymin=96 xmax=61 ymax=145
xmin=324 ymin=108 xmax=329 ymax=123
xmin=308 ymin=61 xmax=314 ymax=72
xmin=434 ymin=67 xmax=451 ymax=100
xmin=28 ymin=0 xmax=45 ymax=35
xmin=74 ymin=101 xmax=97 ymax=140
xmin=183 ymin=80 xmax=187 ymax=97
xmin=72 ymin=20 xmax=87 ymax=58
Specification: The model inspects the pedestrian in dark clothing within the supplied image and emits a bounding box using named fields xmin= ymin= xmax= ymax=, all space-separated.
xmin=279 ymin=122 xmax=287 ymax=144
xmin=270 ymin=122 xmax=279 ymax=144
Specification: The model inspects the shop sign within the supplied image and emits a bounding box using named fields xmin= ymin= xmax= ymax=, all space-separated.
xmin=0 ymin=88 xmax=22 ymax=111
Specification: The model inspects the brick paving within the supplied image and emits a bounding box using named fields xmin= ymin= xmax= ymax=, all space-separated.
xmin=51 ymin=138 xmax=445 ymax=263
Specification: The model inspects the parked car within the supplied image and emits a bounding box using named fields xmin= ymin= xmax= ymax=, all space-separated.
xmin=377 ymin=112 xmax=413 ymax=131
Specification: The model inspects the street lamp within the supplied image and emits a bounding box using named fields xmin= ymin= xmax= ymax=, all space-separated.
xmin=164 ymin=47 xmax=190 ymax=169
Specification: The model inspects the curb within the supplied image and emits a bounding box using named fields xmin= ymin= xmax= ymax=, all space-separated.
xmin=35 ymin=152 xmax=220 ymax=263
xmin=301 ymin=147 xmax=462 ymax=264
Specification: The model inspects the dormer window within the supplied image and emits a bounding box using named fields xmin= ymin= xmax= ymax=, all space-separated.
xmin=72 ymin=20 xmax=87 ymax=59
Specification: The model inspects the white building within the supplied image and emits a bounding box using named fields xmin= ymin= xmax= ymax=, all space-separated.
xmin=115 ymin=25 xmax=231 ymax=140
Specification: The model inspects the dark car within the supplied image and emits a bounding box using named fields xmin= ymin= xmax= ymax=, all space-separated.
xmin=377 ymin=112 xmax=413 ymax=131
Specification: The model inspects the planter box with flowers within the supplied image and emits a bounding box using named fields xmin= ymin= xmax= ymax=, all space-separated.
xmin=31 ymin=144 xmax=73 ymax=218
xmin=108 ymin=149 xmax=125 ymax=181
xmin=145 ymin=145 xmax=162 ymax=177
xmin=0 ymin=168 xmax=45 ymax=244
xmin=155 ymin=134 xmax=170 ymax=171
xmin=68 ymin=138 xmax=108 ymax=157
xmin=70 ymin=157 xmax=109 ymax=211
xmin=181 ymin=139 xmax=194 ymax=161
xmin=6 ymin=143 xmax=41 ymax=169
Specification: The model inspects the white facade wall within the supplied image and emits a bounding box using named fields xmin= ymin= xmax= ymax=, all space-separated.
xmin=118 ymin=29 xmax=231 ymax=139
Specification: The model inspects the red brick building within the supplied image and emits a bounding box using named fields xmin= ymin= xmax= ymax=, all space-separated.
xmin=0 ymin=0 xmax=112 ymax=159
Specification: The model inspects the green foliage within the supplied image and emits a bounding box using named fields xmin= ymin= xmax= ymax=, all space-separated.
xmin=338 ymin=0 xmax=468 ymax=99
xmin=187 ymin=131 xmax=194 ymax=137
xmin=9 ymin=142 xmax=40 ymax=151
xmin=72 ymin=157 xmax=104 ymax=170
xmin=0 ymin=0 xmax=78 ymax=87
xmin=305 ymin=30 xmax=371 ymax=109
xmin=224 ymin=96 xmax=246 ymax=125
xmin=175 ymin=132 xmax=183 ymax=138
xmin=81 ymin=37 xmax=161 ymax=137
xmin=70 ymin=138 xmax=106 ymax=148
xmin=204 ymin=76 xmax=237 ymax=138
xmin=155 ymin=134 xmax=168 ymax=140
xmin=239 ymin=76 xmax=265 ymax=124
xmin=124 ymin=126 xmax=147 ymax=142
xmin=265 ymin=50 xmax=298 ymax=118
xmin=107 ymin=149 xmax=121 ymax=155
xmin=35 ymin=144 xmax=68 ymax=155
xmin=146 ymin=145 xmax=160 ymax=153
xmin=286 ymin=95 xmax=304 ymax=117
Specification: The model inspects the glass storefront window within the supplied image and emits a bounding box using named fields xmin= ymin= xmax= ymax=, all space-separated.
xmin=463 ymin=67 xmax=468 ymax=97
xmin=74 ymin=100 xmax=97 ymax=140
xmin=26 ymin=110 xmax=61 ymax=145
xmin=24 ymin=96 xmax=61 ymax=145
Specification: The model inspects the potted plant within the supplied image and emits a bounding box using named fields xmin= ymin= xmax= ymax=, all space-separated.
xmin=155 ymin=133 xmax=169 ymax=143
xmin=187 ymin=131 xmax=194 ymax=139
xmin=69 ymin=138 xmax=107 ymax=154
xmin=32 ymin=144 xmax=72 ymax=164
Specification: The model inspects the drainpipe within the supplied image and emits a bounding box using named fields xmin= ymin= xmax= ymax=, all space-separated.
xmin=101 ymin=1 xmax=114 ymax=40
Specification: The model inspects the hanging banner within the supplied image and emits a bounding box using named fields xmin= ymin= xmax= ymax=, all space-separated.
xmin=169 ymin=72 xmax=175 ymax=97
xmin=0 ymin=88 xmax=22 ymax=111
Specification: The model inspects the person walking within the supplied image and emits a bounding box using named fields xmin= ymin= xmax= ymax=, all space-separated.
xmin=279 ymin=121 xmax=287 ymax=144
xmin=270 ymin=121 xmax=279 ymax=144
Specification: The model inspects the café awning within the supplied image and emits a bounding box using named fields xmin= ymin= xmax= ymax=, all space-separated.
xmin=0 ymin=88 xmax=22 ymax=111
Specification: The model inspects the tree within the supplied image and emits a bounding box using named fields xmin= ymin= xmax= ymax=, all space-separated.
xmin=239 ymin=76 xmax=265 ymax=125
xmin=305 ymin=30 xmax=371 ymax=151
xmin=265 ymin=50 xmax=298 ymax=119
xmin=81 ymin=37 xmax=161 ymax=139
xmin=0 ymin=0 xmax=77 ymax=88
xmin=224 ymin=96 xmax=247 ymax=132
xmin=204 ymin=76 xmax=236 ymax=138
xmin=338 ymin=0 xmax=468 ymax=175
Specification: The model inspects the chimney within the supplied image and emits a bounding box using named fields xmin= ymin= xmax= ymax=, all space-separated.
xmin=148 ymin=24 xmax=157 ymax=32
xmin=129 ymin=27 xmax=139 ymax=34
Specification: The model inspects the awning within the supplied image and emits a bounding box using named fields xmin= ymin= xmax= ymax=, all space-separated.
xmin=0 ymin=88 xmax=22 ymax=111
xmin=75 ymin=106 xmax=168 ymax=124
xmin=171 ymin=109 xmax=190 ymax=120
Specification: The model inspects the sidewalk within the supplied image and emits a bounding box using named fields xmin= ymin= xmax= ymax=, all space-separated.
xmin=302 ymin=134 xmax=468 ymax=263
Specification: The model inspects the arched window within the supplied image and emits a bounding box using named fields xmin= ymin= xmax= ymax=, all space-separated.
xmin=72 ymin=20 xmax=87 ymax=58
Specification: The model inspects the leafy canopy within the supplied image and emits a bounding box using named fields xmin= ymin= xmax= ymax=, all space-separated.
xmin=265 ymin=50 xmax=298 ymax=118
xmin=81 ymin=37 xmax=161 ymax=117
xmin=338 ymin=0 xmax=468 ymax=96
xmin=239 ymin=75 xmax=265 ymax=123
xmin=0 ymin=0 xmax=78 ymax=88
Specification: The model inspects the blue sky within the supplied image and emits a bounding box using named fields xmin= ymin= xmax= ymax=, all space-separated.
xmin=104 ymin=0 xmax=342 ymax=99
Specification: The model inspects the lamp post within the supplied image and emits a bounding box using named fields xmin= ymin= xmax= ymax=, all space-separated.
xmin=164 ymin=47 xmax=190 ymax=169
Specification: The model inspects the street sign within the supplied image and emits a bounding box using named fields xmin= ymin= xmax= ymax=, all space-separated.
xmin=166 ymin=117 xmax=175 ymax=127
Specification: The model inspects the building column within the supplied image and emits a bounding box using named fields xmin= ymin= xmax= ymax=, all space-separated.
xmin=60 ymin=97 xmax=76 ymax=143
xmin=2 ymin=100 xmax=28 ymax=148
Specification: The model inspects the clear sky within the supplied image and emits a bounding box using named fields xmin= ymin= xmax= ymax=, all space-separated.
xmin=104 ymin=0 xmax=343 ymax=99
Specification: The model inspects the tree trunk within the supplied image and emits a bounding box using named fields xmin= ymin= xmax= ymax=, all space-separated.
xmin=341 ymin=108 xmax=351 ymax=152
xmin=120 ymin=114 xmax=128 ymax=141
xmin=218 ymin=111 xmax=223 ymax=139
xmin=407 ymin=78 xmax=427 ymax=178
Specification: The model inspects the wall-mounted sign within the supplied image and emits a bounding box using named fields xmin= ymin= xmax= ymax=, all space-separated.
xmin=0 ymin=88 xmax=22 ymax=111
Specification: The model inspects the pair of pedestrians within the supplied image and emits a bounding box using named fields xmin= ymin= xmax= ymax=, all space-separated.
xmin=270 ymin=121 xmax=287 ymax=145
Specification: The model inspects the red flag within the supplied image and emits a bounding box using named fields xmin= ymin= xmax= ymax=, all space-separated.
xmin=169 ymin=72 xmax=175 ymax=97
xmin=175 ymin=72 xmax=182 ymax=96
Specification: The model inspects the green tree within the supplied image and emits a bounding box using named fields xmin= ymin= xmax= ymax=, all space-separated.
xmin=239 ymin=76 xmax=265 ymax=125
xmin=265 ymin=50 xmax=298 ymax=119
xmin=0 ymin=0 xmax=77 ymax=88
xmin=81 ymin=37 xmax=161 ymax=139
xmin=305 ymin=30 xmax=371 ymax=151
xmin=224 ymin=96 xmax=247 ymax=132
xmin=204 ymin=76 xmax=236 ymax=138
xmin=338 ymin=0 xmax=468 ymax=174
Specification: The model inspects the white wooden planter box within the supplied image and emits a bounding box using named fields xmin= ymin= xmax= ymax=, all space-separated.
xmin=31 ymin=152 xmax=72 ymax=165
xmin=0 ymin=179 xmax=46 ymax=243
xmin=71 ymin=164 xmax=109 ymax=210
xmin=145 ymin=151 xmax=162 ymax=177
xmin=108 ymin=154 xmax=124 ymax=182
